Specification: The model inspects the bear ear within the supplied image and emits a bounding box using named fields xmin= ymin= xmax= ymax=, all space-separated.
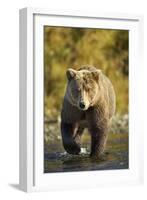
xmin=66 ymin=68 xmax=77 ymax=80
xmin=91 ymin=70 xmax=101 ymax=81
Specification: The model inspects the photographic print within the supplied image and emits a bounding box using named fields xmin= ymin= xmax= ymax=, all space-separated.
xmin=19 ymin=9 xmax=143 ymax=191
xmin=44 ymin=26 xmax=129 ymax=173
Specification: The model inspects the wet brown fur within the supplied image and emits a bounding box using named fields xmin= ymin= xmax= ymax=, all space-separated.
xmin=61 ymin=65 xmax=116 ymax=158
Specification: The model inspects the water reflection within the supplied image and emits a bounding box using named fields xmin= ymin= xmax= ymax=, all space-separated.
xmin=44 ymin=134 xmax=128 ymax=173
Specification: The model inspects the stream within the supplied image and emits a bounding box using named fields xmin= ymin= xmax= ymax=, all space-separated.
xmin=44 ymin=125 xmax=128 ymax=173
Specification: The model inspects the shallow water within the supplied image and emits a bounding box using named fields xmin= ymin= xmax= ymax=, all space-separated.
xmin=44 ymin=128 xmax=128 ymax=173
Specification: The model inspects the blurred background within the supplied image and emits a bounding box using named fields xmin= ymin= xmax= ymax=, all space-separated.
xmin=44 ymin=27 xmax=128 ymax=119
xmin=44 ymin=26 xmax=129 ymax=172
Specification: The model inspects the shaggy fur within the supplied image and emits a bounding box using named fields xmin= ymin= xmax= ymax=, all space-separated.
xmin=61 ymin=65 xmax=116 ymax=158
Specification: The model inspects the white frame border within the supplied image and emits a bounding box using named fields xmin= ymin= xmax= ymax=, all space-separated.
xmin=19 ymin=7 xmax=144 ymax=192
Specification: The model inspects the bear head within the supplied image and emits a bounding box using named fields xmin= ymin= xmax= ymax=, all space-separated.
xmin=65 ymin=68 xmax=101 ymax=110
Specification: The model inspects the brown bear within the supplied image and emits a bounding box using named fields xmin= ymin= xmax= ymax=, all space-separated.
xmin=61 ymin=65 xmax=116 ymax=158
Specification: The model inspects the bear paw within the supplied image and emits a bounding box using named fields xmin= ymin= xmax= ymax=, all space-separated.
xmin=64 ymin=142 xmax=81 ymax=155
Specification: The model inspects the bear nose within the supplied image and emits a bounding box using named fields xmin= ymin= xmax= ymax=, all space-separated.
xmin=79 ymin=101 xmax=85 ymax=109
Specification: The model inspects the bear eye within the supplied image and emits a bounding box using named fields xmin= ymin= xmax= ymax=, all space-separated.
xmin=72 ymin=87 xmax=80 ymax=93
xmin=85 ymin=86 xmax=91 ymax=92
xmin=76 ymin=88 xmax=80 ymax=93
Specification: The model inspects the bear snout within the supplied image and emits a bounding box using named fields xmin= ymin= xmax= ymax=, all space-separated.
xmin=79 ymin=101 xmax=86 ymax=110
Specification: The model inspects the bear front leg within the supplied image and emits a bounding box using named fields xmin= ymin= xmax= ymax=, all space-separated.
xmin=61 ymin=122 xmax=81 ymax=155
xmin=86 ymin=107 xmax=109 ymax=158
xmin=89 ymin=126 xmax=108 ymax=158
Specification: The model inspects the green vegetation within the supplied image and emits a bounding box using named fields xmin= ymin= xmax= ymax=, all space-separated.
xmin=44 ymin=26 xmax=128 ymax=118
